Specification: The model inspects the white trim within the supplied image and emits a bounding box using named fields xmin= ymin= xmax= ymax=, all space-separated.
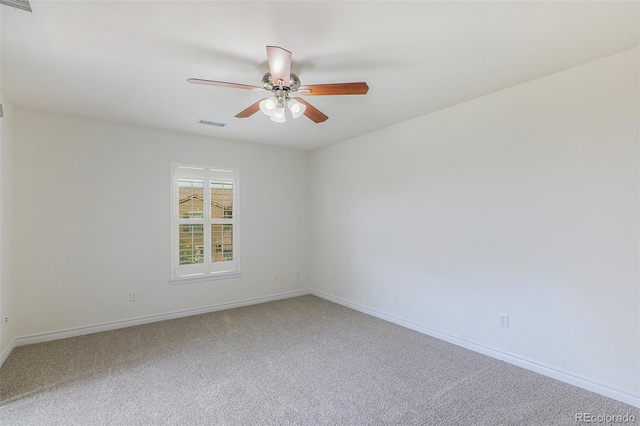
xmin=170 ymin=271 xmax=242 ymax=284
xmin=0 ymin=338 xmax=16 ymax=368
xmin=7 ymin=288 xmax=637 ymax=408
xmin=310 ymin=289 xmax=640 ymax=408
xmin=14 ymin=289 xmax=311 ymax=347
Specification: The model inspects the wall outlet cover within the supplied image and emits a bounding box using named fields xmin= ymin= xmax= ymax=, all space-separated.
xmin=499 ymin=313 xmax=509 ymax=328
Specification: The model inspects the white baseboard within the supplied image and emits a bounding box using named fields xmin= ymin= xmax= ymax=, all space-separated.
xmin=0 ymin=338 xmax=16 ymax=368
xmin=14 ymin=289 xmax=312 ymax=347
xmin=310 ymin=289 xmax=640 ymax=408
xmin=6 ymin=288 xmax=638 ymax=408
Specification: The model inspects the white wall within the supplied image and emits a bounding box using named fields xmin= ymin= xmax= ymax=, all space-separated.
xmin=3 ymin=46 xmax=638 ymax=405
xmin=310 ymin=48 xmax=639 ymax=399
xmin=0 ymin=93 xmax=16 ymax=358
xmin=10 ymin=110 xmax=309 ymax=337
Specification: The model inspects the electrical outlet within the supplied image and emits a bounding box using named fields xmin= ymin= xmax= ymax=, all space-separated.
xmin=499 ymin=313 xmax=509 ymax=328
xmin=273 ymin=275 xmax=278 ymax=282
xmin=130 ymin=291 xmax=138 ymax=302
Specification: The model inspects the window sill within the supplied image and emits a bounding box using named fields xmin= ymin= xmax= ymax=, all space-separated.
xmin=170 ymin=271 xmax=241 ymax=285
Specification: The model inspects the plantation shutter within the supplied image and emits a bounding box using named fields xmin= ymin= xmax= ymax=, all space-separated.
xmin=172 ymin=165 xmax=239 ymax=280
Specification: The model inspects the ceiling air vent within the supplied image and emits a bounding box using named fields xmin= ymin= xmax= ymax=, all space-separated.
xmin=0 ymin=0 xmax=32 ymax=12
xmin=199 ymin=120 xmax=226 ymax=128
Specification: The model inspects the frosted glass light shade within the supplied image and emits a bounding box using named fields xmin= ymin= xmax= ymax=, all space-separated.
xmin=270 ymin=106 xmax=286 ymax=123
xmin=260 ymin=97 xmax=278 ymax=116
xmin=287 ymin=98 xmax=306 ymax=119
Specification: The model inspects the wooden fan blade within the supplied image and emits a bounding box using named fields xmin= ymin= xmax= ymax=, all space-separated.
xmin=296 ymin=98 xmax=328 ymax=123
xmin=266 ymin=46 xmax=291 ymax=85
xmin=298 ymin=82 xmax=369 ymax=96
xmin=235 ymin=99 xmax=266 ymax=118
xmin=188 ymin=78 xmax=264 ymax=91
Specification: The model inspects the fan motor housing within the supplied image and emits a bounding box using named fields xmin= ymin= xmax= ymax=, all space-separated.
xmin=262 ymin=72 xmax=300 ymax=92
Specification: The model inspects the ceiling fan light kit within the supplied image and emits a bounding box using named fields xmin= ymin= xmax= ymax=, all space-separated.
xmin=259 ymin=97 xmax=277 ymax=115
xmin=257 ymin=87 xmax=306 ymax=123
xmin=188 ymin=46 xmax=369 ymax=124
xmin=287 ymin=98 xmax=305 ymax=119
xmin=270 ymin=106 xmax=286 ymax=123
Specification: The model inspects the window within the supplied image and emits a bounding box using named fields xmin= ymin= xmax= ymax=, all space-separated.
xmin=182 ymin=212 xmax=203 ymax=233
xmin=171 ymin=164 xmax=239 ymax=282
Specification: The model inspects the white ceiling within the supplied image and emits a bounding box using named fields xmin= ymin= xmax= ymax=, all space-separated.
xmin=1 ymin=1 xmax=638 ymax=150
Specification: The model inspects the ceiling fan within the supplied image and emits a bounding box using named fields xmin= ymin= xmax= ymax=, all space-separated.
xmin=188 ymin=46 xmax=369 ymax=124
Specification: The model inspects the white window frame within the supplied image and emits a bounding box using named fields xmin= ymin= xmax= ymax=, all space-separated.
xmin=170 ymin=163 xmax=240 ymax=284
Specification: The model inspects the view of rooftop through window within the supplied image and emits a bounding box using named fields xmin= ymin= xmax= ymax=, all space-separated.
xmin=178 ymin=178 xmax=233 ymax=265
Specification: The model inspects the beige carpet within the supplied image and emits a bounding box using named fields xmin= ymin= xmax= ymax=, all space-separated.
xmin=0 ymin=295 xmax=637 ymax=425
